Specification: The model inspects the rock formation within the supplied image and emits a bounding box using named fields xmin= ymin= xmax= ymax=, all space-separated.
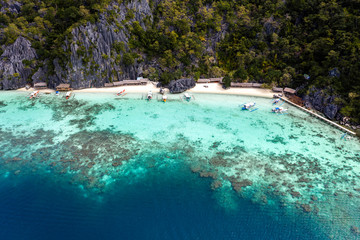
xmin=168 ymin=78 xmax=196 ymax=93
xmin=0 ymin=36 xmax=37 ymax=90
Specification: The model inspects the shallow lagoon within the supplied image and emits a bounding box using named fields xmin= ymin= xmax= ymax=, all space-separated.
xmin=0 ymin=91 xmax=359 ymax=239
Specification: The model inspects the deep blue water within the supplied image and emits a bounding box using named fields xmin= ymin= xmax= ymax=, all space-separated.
xmin=0 ymin=164 xmax=328 ymax=240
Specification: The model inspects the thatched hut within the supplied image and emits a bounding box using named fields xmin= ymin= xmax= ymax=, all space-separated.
xmin=252 ymin=83 xmax=262 ymax=88
xmin=231 ymin=82 xmax=253 ymax=87
xmin=104 ymin=83 xmax=114 ymax=87
xmin=56 ymin=84 xmax=71 ymax=91
xmin=34 ymin=82 xmax=47 ymax=89
xmin=284 ymin=87 xmax=296 ymax=95
xmin=272 ymin=87 xmax=283 ymax=92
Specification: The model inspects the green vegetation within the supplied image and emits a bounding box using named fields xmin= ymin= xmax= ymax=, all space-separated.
xmin=129 ymin=0 xmax=360 ymax=122
xmin=1 ymin=0 xmax=111 ymax=69
xmin=0 ymin=0 xmax=359 ymax=121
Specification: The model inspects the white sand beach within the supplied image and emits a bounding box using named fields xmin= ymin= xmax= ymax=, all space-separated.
xmin=17 ymin=82 xmax=274 ymax=98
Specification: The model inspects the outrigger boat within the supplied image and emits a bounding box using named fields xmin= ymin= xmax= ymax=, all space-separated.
xmin=242 ymin=102 xmax=256 ymax=110
xmin=272 ymin=107 xmax=288 ymax=114
xmin=29 ymin=91 xmax=39 ymax=99
xmin=65 ymin=91 xmax=72 ymax=100
xmin=162 ymin=95 xmax=167 ymax=102
xmin=117 ymin=89 xmax=126 ymax=96
xmin=184 ymin=93 xmax=191 ymax=101
xmin=272 ymin=98 xmax=284 ymax=105
xmin=147 ymin=90 xmax=153 ymax=100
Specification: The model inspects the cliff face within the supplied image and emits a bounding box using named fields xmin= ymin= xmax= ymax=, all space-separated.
xmin=0 ymin=36 xmax=37 ymax=90
xmin=304 ymin=88 xmax=342 ymax=121
xmin=0 ymin=0 xmax=152 ymax=90
xmin=32 ymin=0 xmax=153 ymax=89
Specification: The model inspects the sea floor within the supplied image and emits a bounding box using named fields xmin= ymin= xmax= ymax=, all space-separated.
xmin=0 ymin=91 xmax=359 ymax=239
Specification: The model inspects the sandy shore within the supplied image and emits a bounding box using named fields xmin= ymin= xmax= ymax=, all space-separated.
xmin=16 ymin=82 xmax=274 ymax=98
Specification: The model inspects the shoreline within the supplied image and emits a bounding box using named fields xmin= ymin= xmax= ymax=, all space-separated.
xmin=16 ymin=82 xmax=274 ymax=98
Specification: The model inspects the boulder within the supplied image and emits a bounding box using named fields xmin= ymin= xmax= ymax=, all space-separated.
xmin=303 ymin=87 xmax=342 ymax=120
xmin=168 ymin=78 xmax=196 ymax=93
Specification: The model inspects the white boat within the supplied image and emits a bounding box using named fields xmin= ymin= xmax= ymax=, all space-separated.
xmin=147 ymin=90 xmax=152 ymax=100
xmin=65 ymin=91 xmax=72 ymax=100
xmin=242 ymin=102 xmax=256 ymax=110
xmin=272 ymin=107 xmax=288 ymax=113
xmin=117 ymin=89 xmax=125 ymax=96
xmin=30 ymin=91 xmax=39 ymax=99
xmin=272 ymin=98 xmax=281 ymax=104
xmin=184 ymin=93 xmax=191 ymax=101
xmin=162 ymin=95 xmax=167 ymax=102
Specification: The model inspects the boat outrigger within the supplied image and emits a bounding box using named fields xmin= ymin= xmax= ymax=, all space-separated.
xmin=65 ymin=91 xmax=72 ymax=100
xmin=29 ymin=91 xmax=39 ymax=99
xmin=147 ymin=91 xmax=153 ymax=100
xmin=272 ymin=107 xmax=288 ymax=114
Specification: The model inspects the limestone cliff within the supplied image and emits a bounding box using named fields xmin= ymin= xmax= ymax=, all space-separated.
xmin=0 ymin=36 xmax=37 ymax=90
xmin=32 ymin=0 xmax=153 ymax=89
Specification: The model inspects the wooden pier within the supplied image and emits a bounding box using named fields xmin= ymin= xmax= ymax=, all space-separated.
xmin=281 ymin=97 xmax=356 ymax=135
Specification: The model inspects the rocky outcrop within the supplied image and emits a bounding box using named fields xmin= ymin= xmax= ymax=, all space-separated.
xmin=0 ymin=1 xmax=22 ymax=15
xmin=168 ymin=78 xmax=196 ymax=93
xmin=303 ymin=87 xmax=342 ymax=120
xmin=0 ymin=36 xmax=37 ymax=90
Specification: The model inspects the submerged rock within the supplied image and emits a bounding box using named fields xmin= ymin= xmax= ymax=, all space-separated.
xmin=211 ymin=180 xmax=222 ymax=190
xmin=168 ymin=78 xmax=196 ymax=93
xmin=301 ymin=204 xmax=311 ymax=213
xmin=351 ymin=226 xmax=360 ymax=235
xmin=229 ymin=178 xmax=253 ymax=193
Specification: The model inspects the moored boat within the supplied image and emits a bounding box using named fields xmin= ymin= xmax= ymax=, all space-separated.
xmin=65 ymin=91 xmax=72 ymax=100
xmin=162 ymin=95 xmax=167 ymax=102
xmin=272 ymin=107 xmax=288 ymax=114
xmin=184 ymin=93 xmax=191 ymax=101
xmin=29 ymin=91 xmax=39 ymax=99
xmin=147 ymin=90 xmax=152 ymax=100
xmin=117 ymin=89 xmax=125 ymax=96
xmin=242 ymin=102 xmax=256 ymax=110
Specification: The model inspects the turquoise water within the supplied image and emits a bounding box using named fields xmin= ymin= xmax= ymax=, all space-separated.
xmin=0 ymin=91 xmax=360 ymax=239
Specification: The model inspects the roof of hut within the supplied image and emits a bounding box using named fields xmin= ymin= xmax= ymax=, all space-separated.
xmin=272 ymin=87 xmax=283 ymax=92
xmin=34 ymin=82 xmax=47 ymax=87
xmin=57 ymin=84 xmax=70 ymax=88
xmin=284 ymin=87 xmax=296 ymax=94
xmin=104 ymin=83 xmax=114 ymax=87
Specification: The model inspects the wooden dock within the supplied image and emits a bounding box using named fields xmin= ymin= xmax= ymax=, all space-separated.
xmin=281 ymin=97 xmax=356 ymax=135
